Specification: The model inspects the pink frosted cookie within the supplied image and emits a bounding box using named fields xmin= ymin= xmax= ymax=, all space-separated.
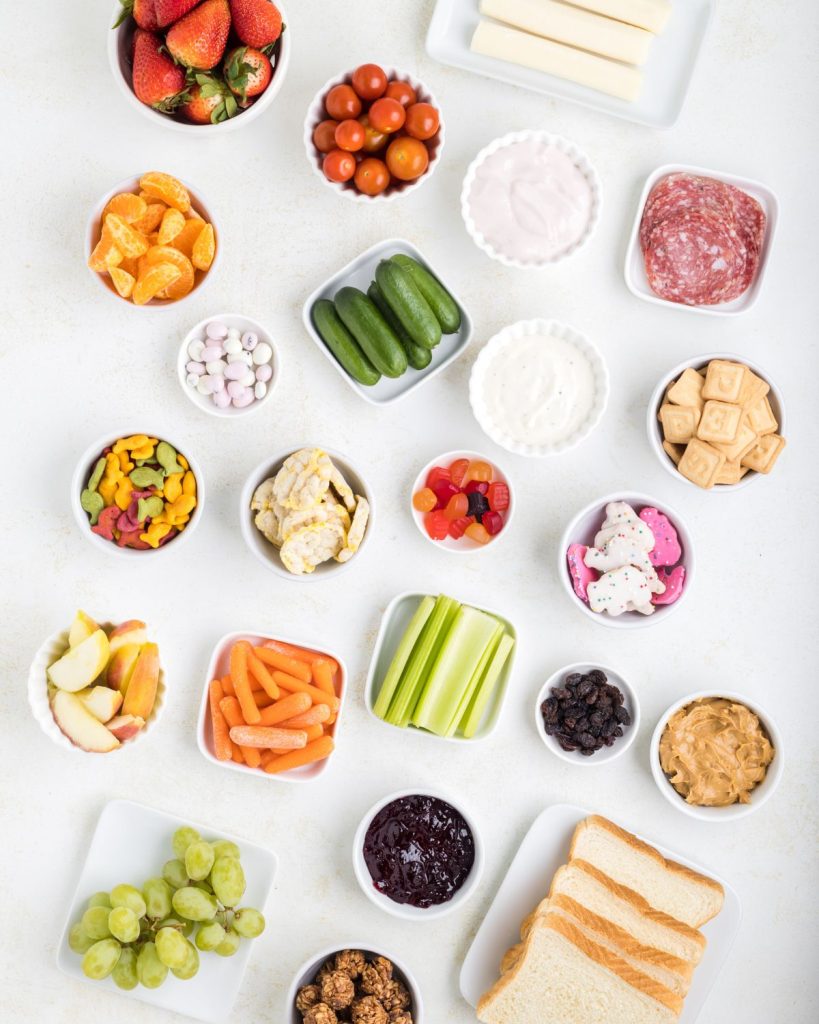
xmin=567 ymin=544 xmax=598 ymax=602
xmin=639 ymin=507 xmax=682 ymax=567
xmin=652 ymin=565 xmax=686 ymax=605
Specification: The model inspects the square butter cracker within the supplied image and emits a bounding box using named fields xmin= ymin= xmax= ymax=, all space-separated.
xmin=715 ymin=460 xmax=744 ymax=485
xmin=702 ymin=360 xmax=746 ymax=403
xmin=713 ymin=418 xmax=758 ymax=462
xmin=662 ymin=440 xmax=685 ymax=465
xmin=741 ymin=433 xmax=786 ymax=474
xmin=698 ymin=400 xmax=743 ymax=444
xmin=738 ymin=368 xmax=770 ymax=407
xmin=678 ymin=438 xmax=726 ymax=489
xmin=667 ymin=368 xmax=705 ymax=408
xmin=746 ymin=394 xmax=778 ymax=435
xmin=660 ymin=404 xmax=700 ymax=443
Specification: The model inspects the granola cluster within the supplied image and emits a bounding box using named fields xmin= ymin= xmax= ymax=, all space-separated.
xmin=296 ymin=950 xmax=413 ymax=1024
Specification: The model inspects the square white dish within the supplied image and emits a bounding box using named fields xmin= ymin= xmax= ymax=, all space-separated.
xmin=56 ymin=798 xmax=277 ymax=1023
xmin=459 ymin=802 xmax=741 ymax=1020
xmin=364 ymin=590 xmax=517 ymax=743
xmin=625 ymin=163 xmax=780 ymax=316
xmin=426 ymin=0 xmax=715 ymax=130
xmin=301 ymin=237 xmax=473 ymax=405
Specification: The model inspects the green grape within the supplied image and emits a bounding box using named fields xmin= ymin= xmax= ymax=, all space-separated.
xmin=171 ymin=939 xmax=200 ymax=980
xmin=184 ymin=840 xmax=215 ymax=882
xmin=192 ymin=880 xmax=214 ymax=895
xmin=172 ymin=826 xmax=201 ymax=860
xmin=157 ymin=916 xmax=194 ymax=938
xmin=210 ymin=840 xmax=240 ymax=860
xmin=143 ymin=877 xmax=173 ymax=919
xmin=194 ymin=920 xmax=225 ymax=952
xmin=214 ymin=927 xmax=241 ymax=957
xmin=210 ymin=857 xmax=246 ymax=907
xmin=172 ymin=886 xmax=217 ymax=922
xmin=87 ymin=891 xmax=111 ymax=910
xmin=81 ymin=906 xmax=112 ymax=941
xmin=136 ymin=941 xmax=168 ymax=989
xmin=232 ymin=907 xmax=265 ymax=939
xmin=108 ymin=907 xmax=140 ymax=943
xmin=155 ymin=926 xmax=189 ymax=969
xmin=68 ymin=922 xmax=95 ymax=954
xmin=110 ymin=884 xmax=147 ymax=918
xmin=162 ymin=858 xmax=189 ymax=889
xmin=112 ymin=947 xmax=138 ymax=990
xmin=82 ymin=938 xmax=121 ymax=980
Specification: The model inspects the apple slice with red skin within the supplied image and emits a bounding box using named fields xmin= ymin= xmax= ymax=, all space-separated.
xmin=51 ymin=691 xmax=120 ymax=752
xmin=107 ymin=714 xmax=145 ymax=742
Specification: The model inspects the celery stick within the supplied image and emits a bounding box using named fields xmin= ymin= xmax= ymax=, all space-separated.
xmin=395 ymin=597 xmax=460 ymax=728
xmin=373 ymin=595 xmax=435 ymax=720
xmin=385 ymin=595 xmax=458 ymax=726
xmin=461 ymin=633 xmax=515 ymax=738
xmin=444 ymin=623 xmax=503 ymax=738
xmin=411 ymin=606 xmax=502 ymax=735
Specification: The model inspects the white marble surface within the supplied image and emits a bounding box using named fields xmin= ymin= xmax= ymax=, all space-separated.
xmin=2 ymin=1 xmax=818 ymax=1021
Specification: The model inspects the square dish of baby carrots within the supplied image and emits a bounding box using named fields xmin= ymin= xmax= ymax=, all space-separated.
xmin=196 ymin=632 xmax=346 ymax=782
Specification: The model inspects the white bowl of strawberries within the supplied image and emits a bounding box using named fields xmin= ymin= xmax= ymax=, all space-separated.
xmin=108 ymin=0 xmax=290 ymax=133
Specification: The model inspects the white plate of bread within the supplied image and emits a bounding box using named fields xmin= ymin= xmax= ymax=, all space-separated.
xmin=461 ymin=804 xmax=740 ymax=1023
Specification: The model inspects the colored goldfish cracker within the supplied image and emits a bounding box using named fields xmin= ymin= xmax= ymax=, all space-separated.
xmin=114 ymin=477 xmax=134 ymax=511
xmin=218 ymin=696 xmax=262 ymax=768
xmin=246 ymin=650 xmax=280 ymax=701
xmin=177 ymin=454 xmax=189 ymax=471
xmin=117 ymin=450 xmax=134 ymax=473
xmin=113 ymin=434 xmax=150 ymax=453
xmin=230 ymin=641 xmax=261 ymax=724
xmin=208 ymin=679 xmax=232 ymax=761
xmin=253 ymin=646 xmax=312 ymax=682
xmin=163 ymin=472 xmax=183 ymax=503
xmin=271 ymin=671 xmax=339 ymax=710
xmin=228 ymin=725 xmax=308 ymax=750
xmin=263 ymin=736 xmax=335 ymax=775
xmin=182 ymin=470 xmax=196 ymax=495
xmin=140 ymin=522 xmax=172 ymax=548
xmin=257 ymin=692 xmax=311 ymax=727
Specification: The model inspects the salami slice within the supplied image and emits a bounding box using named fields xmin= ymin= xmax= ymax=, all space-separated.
xmin=640 ymin=174 xmax=734 ymax=252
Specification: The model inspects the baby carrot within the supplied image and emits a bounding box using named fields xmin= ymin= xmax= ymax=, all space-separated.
xmin=272 ymin=671 xmax=340 ymax=710
xmin=264 ymin=639 xmax=339 ymax=676
xmin=258 ymin=692 xmax=311 ymax=727
xmin=247 ymin=649 xmax=280 ymax=700
xmin=303 ymin=723 xmax=325 ymax=742
xmin=230 ymin=641 xmax=260 ymax=725
xmin=263 ymin=736 xmax=335 ymax=774
xmin=229 ymin=725 xmax=307 ymax=750
xmin=254 ymin=691 xmax=275 ymax=709
xmin=222 ymin=672 xmax=263 ymax=697
xmin=312 ymin=658 xmax=336 ymax=697
xmin=231 ymin=740 xmax=245 ymax=764
xmin=208 ymin=679 xmax=232 ymax=761
xmin=219 ymin=696 xmax=262 ymax=768
xmin=278 ymin=703 xmax=331 ymax=729
xmin=254 ymin=646 xmax=312 ymax=682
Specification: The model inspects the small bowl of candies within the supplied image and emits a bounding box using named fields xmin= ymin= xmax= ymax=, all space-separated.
xmin=178 ymin=314 xmax=279 ymax=416
xmin=72 ymin=432 xmax=203 ymax=557
xmin=410 ymin=451 xmax=513 ymax=552
xmin=304 ymin=62 xmax=444 ymax=201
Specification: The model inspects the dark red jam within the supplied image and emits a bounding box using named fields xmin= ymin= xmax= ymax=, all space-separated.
xmin=362 ymin=794 xmax=475 ymax=908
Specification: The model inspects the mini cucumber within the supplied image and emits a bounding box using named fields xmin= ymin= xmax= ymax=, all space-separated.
xmin=390 ymin=253 xmax=462 ymax=334
xmin=334 ymin=287 xmax=408 ymax=379
xmin=311 ymin=299 xmax=380 ymax=386
xmin=367 ymin=282 xmax=432 ymax=371
xmin=374 ymin=260 xmax=442 ymax=350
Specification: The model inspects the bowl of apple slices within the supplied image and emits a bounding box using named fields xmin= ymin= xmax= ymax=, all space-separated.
xmin=29 ymin=610 xmax=165 ymax=755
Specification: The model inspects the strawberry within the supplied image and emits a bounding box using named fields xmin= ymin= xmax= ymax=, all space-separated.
xmin=166 ymin=0 xmax=231 ymax=70
xmin=131 ymin=29 xmax=187 ymax=110
xmin=113 ymin=0 xmax=158 ymax=31
xmin=179 ymin=74 xmax=239 ymax=124
xmin=229 ymin=0 xmax=283 ymax=50
xmin=154 ymin=0 xmax=200 ymax=28
xmin=223 ymin=46 xmax=272 ymax=103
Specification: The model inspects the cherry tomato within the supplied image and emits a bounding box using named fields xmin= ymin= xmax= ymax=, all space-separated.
xmin=465 ymin=460 xmax=493 ymax=483
xmin=385 ymin=80 xmax=417 ymax=108
xmin=386 ymin=137 xmax=429 ymax=182
xmin=355 ymin=158 xmax=390 ymax=197
xmin=325 ymin=84 xmax=362 ymax=121
xmin=425 ymin=466 xmax=451 ymax=489
xmin=405 ymin=102 xmax=440 ymax=141
xmin=448 ymin=458 xmax=470 ymax=488
xmin=351 ymin=63 xmax=388 ymax=101
xmin=322 ymin=149 xmax=356 ymax=183
xmin=425 ymin=510 xmax=449 ymax=541
xmin=412 ymin=487 xmax=437 ymax=512
xmin=313 ymin=119 xmax=339 ymax=153
xmin=448 ymin=516 xmax=475 ymax=540
xmin=483 ymin=510 xmax=504 ymax=536
xmin=487 ymin=481 xmax=510 ymax=512
xmin=465 ymin=522 xmax=491 ymax=545
xmin=432 ymin=479 xmax=460 ymax=509
xmin=368 ymin=97 xmax=406 ymax=134
xmin=358 ymin=114 xmax=388 ymax=154
xmin=335 ymin=118 xmax=365 ymax=152
xmin=444 ymin=493 xmax=469 ymax=521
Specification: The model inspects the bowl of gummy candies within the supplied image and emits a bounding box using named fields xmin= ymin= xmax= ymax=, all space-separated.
xmin=411 ymin=451 xmax=513 ymax=552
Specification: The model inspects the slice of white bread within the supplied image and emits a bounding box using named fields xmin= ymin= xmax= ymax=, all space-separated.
xmin=548 ymin=860 xmax=707 ymax=964
xmin=569 ymin=816 xmax=724 ymax=927
xmin=477 ymin=913 xmax=682 ymax=1023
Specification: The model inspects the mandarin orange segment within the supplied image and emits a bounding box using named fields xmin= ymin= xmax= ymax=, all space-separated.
xmin=139 ymin=172 xmax=190 ymax=213
xmin=88 ymin=227 xmax=123 ymax=272
xmin=105 ymin=214 xmax=149 ymax=258
xmin=144 ymin=245 xmax=195 ymax=300
xmin=191 ymin=223 xmax=215 ymax=271
xmin=131 ymin=202 xmax=166 ymax=235
xmin=119 ymin=255 xmax=140 ymax=277
xmin=102 ymin=192 xmax=147 ymax=224
xmin=157 ymin=207 xmax=186 ymax=245
xmin=109 ymin=267 xmax=135 ymax=298
xmin=133 ymin=262 xmax=181 ymax=305
xmin=172 ymin=218 xmax=205 ymax=258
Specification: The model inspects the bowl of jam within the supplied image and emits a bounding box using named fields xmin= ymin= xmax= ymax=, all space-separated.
xmin=352 ymin=788 xmax=484 ymax=920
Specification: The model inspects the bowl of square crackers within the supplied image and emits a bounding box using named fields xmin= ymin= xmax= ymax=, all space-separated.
xmin=648 ymin=354 xmax=786 ymax=491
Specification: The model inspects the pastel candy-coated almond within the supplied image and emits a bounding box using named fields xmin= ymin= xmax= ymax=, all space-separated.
xmin=226 ymin=380 xmax=248 ymax=399
xmin=232 ymin=390 xmax=255 ymax=408
xmin=210 ymin=374 xmax=225 ymax=392
xmin=652 ymin=565 xmax=686 ymax=605
xmin=196 ymin=376 xmax=216 ymax=395
xmin=254 ymin=381 xmax=267 ymax=400
xmin=212 ymin=389 xmax=231 ymax=408
xmin=186 ymin=361 xmax=205 ymax=376
xmin=187 ymin=339 xmax=205 ymax=360
xmin=206 ymin=360 xmax=225 ymax=375
xmin=201 ymin=345 xmax=223 ymax=362
xmin=223 ymin=336 xmax=242 ymax=354
xmin=239 ymin=371 xmax=256 ymax=388
xmin=255 ymin=364 xmax=272 ymax=382
xmin=224 ymin=362 xmax=247 ymax=381
xmin=227 ymin=351 xmax=252 ymax=364
xmin=206 ymin=321 xmax=228 ymax=340
xmin=252 ymin=342 xmax=273 ymax=365
xmin=241 ymin=331 xmax=258 ymax=350
xmin=566 ymin=543 xmax=597 ymax=602
xmin=639 ymin=507 xmax=682 ymax=567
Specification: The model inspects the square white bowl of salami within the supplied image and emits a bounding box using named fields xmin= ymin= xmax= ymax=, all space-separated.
xmin=624 ymin=163 xmax=779 ymax=316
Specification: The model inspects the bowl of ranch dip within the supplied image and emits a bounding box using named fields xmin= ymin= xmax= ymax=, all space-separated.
xmin=461 ymin=130 xmax=601 ymax=268
xmin=469 ymin=319 xmax=609 ymax=457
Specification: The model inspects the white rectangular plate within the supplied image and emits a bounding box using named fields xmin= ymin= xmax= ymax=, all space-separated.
xmin=426 ymin=0 xmax=715 ymax=130
xmin=56 ymin=799 xmax=278 ymax=1023
xmin=302 ymin=237 xmax=473 ymax=405
xmin=460 ymin=803 xmax=741 ymax=1020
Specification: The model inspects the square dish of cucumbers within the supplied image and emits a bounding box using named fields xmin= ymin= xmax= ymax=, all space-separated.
xmin=302 ymin=237 xmax=474 ymax=405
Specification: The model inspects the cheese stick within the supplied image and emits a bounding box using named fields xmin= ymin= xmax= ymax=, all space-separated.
xmin=563 ymin=0 xmax=672 ymax=34
xmin=480 ymin=0 xmax=653 ymax=66
xmin=471 ymin=19 xmax=643 ymax=102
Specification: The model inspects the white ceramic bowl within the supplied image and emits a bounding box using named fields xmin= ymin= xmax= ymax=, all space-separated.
xmin=71 ymin=430 xmax=204 ymax=559
xmin=287 ymin=943 xmax=424 ymax=1024
xmin=303 ymin=66 xmax=444 ymax=202
xmin=352 ymin=787 xmax=485 ymax=921
xmin=85 ymin=173 xmax=220 ymax=309
xmin=28 ymin=624 xmax=166 ymax=755
xmin=650 ymin=690 xmax=784 ymax=821
xmin=558 ymin=492 xmax=694 ymax=630
xmin=461 ymin=130 xmax=601 ymax=269
xmin=410 ymin=450 xmax=515 ymax=553
xmin=469 ymin=319 xmax=609 ymax=457
xmin=240 ymin=445 xmax=374 ymax=581
xmin=624 ymin=163 xmax=779 ymax=316
xmin=647 ymin=352 xmax=786 ymax=492
xmin=107 ymin=1 xmax=291 ymax=135
xmin=178 ymin=313 xmax=280 ymax=418
xmin=534 ymin=662 xmax=640 ymax=766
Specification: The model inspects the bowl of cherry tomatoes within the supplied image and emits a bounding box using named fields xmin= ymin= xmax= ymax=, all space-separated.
xmin=411 ymin=451 xmax=514 ymax=553
xmin=304 ymin=62 xmax=444 ymax=201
